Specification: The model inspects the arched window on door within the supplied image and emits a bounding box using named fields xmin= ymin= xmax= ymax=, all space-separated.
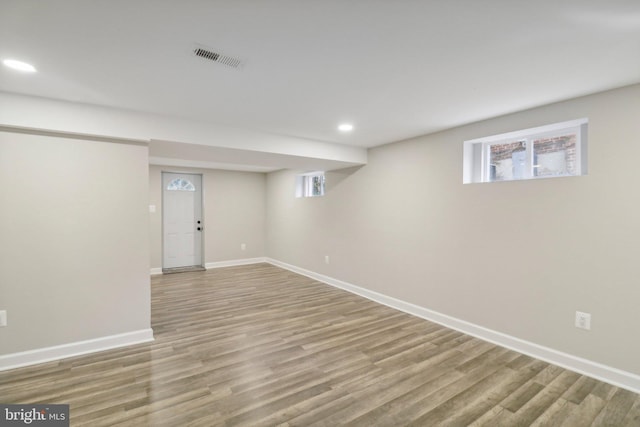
xmin=166 ymin=178 xmax=195 ymax=191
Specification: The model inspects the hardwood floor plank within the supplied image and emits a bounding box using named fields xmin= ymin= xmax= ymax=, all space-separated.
xmin=558 ymin=394 xmax=606 ymax=427
xmin=315 ymin=350 xmax=474 ymax=425
xmin=591 ymin=387 xmax=638 ymax=426
xmin=468 ymin=404 xmax=506 ymax=427
xmin=532 ymin=364 xmax=566 ymax=385
xmin=405 ymin=363 xmax=520 ymax=426
xmin=501 ymin=370 xmax=581 ymax=426
xmin=223 ymin=382 xmax=333 ymax=426
xmin=0 ymin=263 xmax=638 ymax=426
xmin=621 ymin=398 xmax=640 ymax=426
xmin=441 ymin=360 xmax=549 ymax=426
xmin=500 ymin=381 xmax=546 ymax=413
xmin=562 ymin=375 xmax=600 ymax=404
xmin=529 ymin=398 xmax=572 ymax=427
xmin=239 ymin=388 xmax=351 ymax=427
xmin=347 ymin=350 xmax=518 ymax=426
xmin=340 ymin=369 xmax=465 ymax=427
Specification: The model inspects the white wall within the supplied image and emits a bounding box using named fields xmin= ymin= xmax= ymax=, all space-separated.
xmin=0 ymin=131 xmax=151 ymax=356
xmin=266 ymin=84 xmax=640 ymax=378
xmin=149 ymin=166 xmax=266 ymax=269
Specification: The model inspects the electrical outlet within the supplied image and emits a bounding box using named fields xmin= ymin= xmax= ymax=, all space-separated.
xmin=240 ymin=243 xmax=246 ymax=251
xmin=0 ymin=310 xmax=6 ymax=327
xmin=325 ymin=255 xmax=330 ymax=264
xmin=575 ymin=311 xmax=591 ymax=330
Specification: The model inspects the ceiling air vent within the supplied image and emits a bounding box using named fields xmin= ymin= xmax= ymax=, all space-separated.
xmin=193 ymin=47 xmax=242 ymax=69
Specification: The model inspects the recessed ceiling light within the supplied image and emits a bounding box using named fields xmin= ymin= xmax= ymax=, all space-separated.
xmin=2 ymin=59 xmax=37 ymax=73
xmin=338 ymin=123 xmax=354 ymax=132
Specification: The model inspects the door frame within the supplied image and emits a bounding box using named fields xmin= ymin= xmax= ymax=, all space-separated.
xmin=161 ymin=171 xmax=205 ymax=270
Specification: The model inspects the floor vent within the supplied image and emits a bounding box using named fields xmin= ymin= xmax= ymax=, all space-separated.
xmin=193 ymin=47 xmax=242 ymax=69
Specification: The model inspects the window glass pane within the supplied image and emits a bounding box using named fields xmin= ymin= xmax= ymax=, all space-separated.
xmin=532 ymin=134 xmax=576 ymax=177
xmin=167 ymin=178 xmax=196 ymax=191
xmin=295 ymin=172 xmax=325 ymax=197
xmin=311 ymin=175 xmax=325 ymax=196
xmin=489 ymin=141 xmax=526 ymax=181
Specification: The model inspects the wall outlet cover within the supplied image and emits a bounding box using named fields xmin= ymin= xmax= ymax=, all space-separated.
xmin=575 ymin=311 xmax=591 ymax=330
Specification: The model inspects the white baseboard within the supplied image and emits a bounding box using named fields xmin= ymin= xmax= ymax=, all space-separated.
xmin=150 ymin=258 xmax=267 ymax=275
xmin=0 ymin=329 xmax=154 ymax=372
xmin=266 ymin=258 xmax=640 ymax=394
xmin=205 ymin=257 xmax=267 ymax=269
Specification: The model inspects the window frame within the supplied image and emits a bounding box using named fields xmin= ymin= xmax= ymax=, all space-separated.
xmin=295 ymin=171 xmax=326 ymax=198
xmin=464 ymin=118 xmax=588 ymax=184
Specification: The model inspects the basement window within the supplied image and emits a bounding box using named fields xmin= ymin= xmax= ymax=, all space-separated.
xmin=463 ymin=118 xmax=588 ymax=184
xmin=295 ymin=172 xmax=325 ymax=198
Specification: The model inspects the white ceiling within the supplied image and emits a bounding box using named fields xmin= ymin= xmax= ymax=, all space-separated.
xmin=1 ymin=1 xmax=639 ymax=166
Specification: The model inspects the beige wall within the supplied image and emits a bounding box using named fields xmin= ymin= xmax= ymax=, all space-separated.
xmin=149 ymin=166 xmax=266 ymax=269
xmin=0 ymin=131 xmax=150 ymax=354
xmin=266 ymin=84 xmax=640 ymax=375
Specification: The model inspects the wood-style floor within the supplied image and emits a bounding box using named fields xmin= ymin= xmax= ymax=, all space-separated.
xmin=1 ymin=263 xmax=639 ymax=426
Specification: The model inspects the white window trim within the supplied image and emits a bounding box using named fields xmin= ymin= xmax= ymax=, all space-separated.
xmin=295 ymin=171 xmax=326 ymax=198
xmin=463 ymin=118 xmax=588 ymax=184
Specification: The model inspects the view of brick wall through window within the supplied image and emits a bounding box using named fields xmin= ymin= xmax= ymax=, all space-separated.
xmin=489 ymin=134 xmax=576 ymax=181
xmin=533 ymin=135 xmax=577 ymax=176
xmin=489 ymin=141 xmax=526 ymax=181
xmin=490 ymin=141 xmax=526 ymax=161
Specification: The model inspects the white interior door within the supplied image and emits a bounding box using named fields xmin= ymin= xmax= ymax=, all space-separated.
xmin=162 ymin=172 xmax=203 ymax=269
